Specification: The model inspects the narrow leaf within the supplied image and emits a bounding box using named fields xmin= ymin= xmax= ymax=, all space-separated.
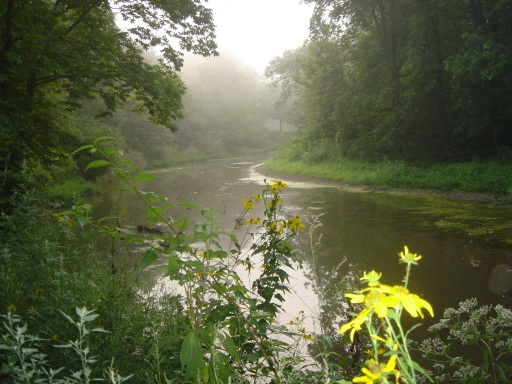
xmin=72 ymin=145 xmax=94 ymax=155
xmin=85 ymin=160 xmax=110 ymax=171
xmin=134 ymin=173 xmax=158 ymax=184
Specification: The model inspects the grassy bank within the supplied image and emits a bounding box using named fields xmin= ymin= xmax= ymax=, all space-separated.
xmin=264 ymin=157 xmax=512 ymax=197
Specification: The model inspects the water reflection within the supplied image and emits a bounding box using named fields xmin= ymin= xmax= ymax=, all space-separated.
xmin=95 ymin=156 xmax=512 ymax=340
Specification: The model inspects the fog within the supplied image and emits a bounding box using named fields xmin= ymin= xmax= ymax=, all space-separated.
xmin=172 ymin=53 xmax=294 ymax=159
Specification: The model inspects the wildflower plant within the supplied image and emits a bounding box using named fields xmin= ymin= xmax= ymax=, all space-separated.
xmin=418 ymin=298 xmax=512 ymax=383
xmin=0 ymin=309 xmax=132 ymax=384
xmin=338 ymin=246 xmax=434 ymax=384
xmin=64 ymin=140 xmax=308 ymax=383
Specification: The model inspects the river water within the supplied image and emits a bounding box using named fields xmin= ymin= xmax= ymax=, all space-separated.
xmin=98 ymin=155 xmax=512 ymax=338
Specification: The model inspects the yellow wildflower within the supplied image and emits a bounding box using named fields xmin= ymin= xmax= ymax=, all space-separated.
xmin=269 ymin=180 xmax=288 ymax=193
xmin=347 ymin=290 xmax=390 ymax=318
xmin=360 ymin=270 xmax=382 ymax=286
xmin=241 ymin=198 xmax=255 ymax=211
xmin=353 ymin=355 xmax=400 ymax=384
xmin=244 ymin=257 xmax=255 ymax=271
xmin=268 ymin=196 xmax=282 ymax=207
xmin=340 ymin=289 xmax=391 ymax=341
xmin=243 ymin=218 xmax=261 ymax=225
xmin=378 ymin=285 xmax=434 ymax=318
xmin=253 ymin=195 xmax=262 ymax=201
xmin=269 ymin=220 xmax=285 ymax=233
xmin=399 ymin=245 xmax=422 ymax=265
xmin=288 ymin=216 xmax=305 ymax=231
xmin=303 ymin=333 xmax=316 ymax=342
xmin=339 ymin=307 xmax=370 ymax=342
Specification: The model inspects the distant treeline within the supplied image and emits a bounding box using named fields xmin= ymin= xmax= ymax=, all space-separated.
xmin=266 ymin=0 xmax=512 ymax=162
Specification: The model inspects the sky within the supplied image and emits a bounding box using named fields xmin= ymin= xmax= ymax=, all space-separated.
xmin=205 ymin=0 xmax=313 ymax=73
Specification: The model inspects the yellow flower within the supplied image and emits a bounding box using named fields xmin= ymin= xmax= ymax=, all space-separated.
xmin=243 ymin=218 xmax=261 ymax=225
xmin=241 ymin=198 xmax=255 ymax=211
xmin=363 ymin=347 xmax=387 ymax=356
xmin=268 ymin=196 xmax=282 ymax=207
xmin=340 ymin=290 xmax=390 ymax=341
xmin=303 ymin=333 xmax=316 ymax=342
xmin=244 ymin=257 xmax=255 ymax=271
xmin=360 ymin=270 xmax=382 ymax=286
xmin=339 ymin=307 xmax=371 ymax=342
xmin=287 ymin=216 xmax=305 ymax=231
xmin=353 ymin=355 xmax=400 ymax=384
xmin=269 ymin=220 xmax=285 ymax=233
xmin=253 ymin=195 xmax=262 ymax=201
xmin=398 ymin=245 xmax=422 ymax=265
xmin=347 ymin=290 xmax=390 ymax=318
xmin=269 ymin=180 xmax=288 ymax=193
xmin=378 ymin=285 xmax=434 ymax=318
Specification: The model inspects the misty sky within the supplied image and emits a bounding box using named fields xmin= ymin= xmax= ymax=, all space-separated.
xmin=207 ymin=0 xmax=313 ymax=73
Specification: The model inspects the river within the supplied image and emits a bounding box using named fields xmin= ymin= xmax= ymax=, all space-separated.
xmin=96 ymin=155 xmax=512 ymax=339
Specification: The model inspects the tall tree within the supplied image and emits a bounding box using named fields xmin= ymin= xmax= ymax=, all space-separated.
xmin=274 ymin=0 xmax=512 ymax=161
xmin=0 ymin=0 xmax=217 ymax=200
xmin=447 ymin=0 xmax=512 ymax=156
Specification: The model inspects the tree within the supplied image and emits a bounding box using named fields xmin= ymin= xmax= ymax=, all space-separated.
xmin=0 ymin=0 xmax=217 ymax=202
xmin=274 ymin=0 xmax=512 ymax=161
xmin=446 ymin=0 xmax=512 ymax=156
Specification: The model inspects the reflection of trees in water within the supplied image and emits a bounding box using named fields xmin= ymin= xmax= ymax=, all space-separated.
xmin=302 ymin=260 xmax=373 ymax=377
xmin=298 ymin=215 xmax=372 ymax=376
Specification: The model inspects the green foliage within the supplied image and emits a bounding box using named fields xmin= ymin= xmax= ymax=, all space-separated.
xmin=418 ymin=298 xmax=512 ymax=383
xmin=61 ymin=141 xmax=326 ymax=383
xmin=265 ymin=156 xmax=512 ymax=196
xmin=0 ymin=0 xmax=217 ymax=206
xmin=4 ymin=138 xmax=511 ymax=384
xmin=0 ymin=309 xmax=132 ymax=384
xmin=269 ymin=0 xmax=512 ymax=162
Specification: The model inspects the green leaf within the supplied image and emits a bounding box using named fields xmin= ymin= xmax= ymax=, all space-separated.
xmin=205 ymin=250 xmax=228 ymax=259
xmin=180 ymin=331 xmax=203 ymax=378
xmin=95 ymin=136 xmax=115 ymax=144
xmin=219 ymin=333 xmax=241 ymax=363
xmin=209 ymin=349 xmax=231 ymax=383
xmin=134 ymin=173 xmax=158 ymax=184
xmin=412 ymin=360 xmax=434 ymax=382
xmin=179 ymin=201 xmax=197 ymax=209
xmin=85 ymin=160 xmax=110 ymax=171
xmin=142 ymin=192 xmax=167 ymax=203
xmin=166 ymin=254 xmax=182 ymax=279
xmin=72 ymin=144 xmax=94 ymax=155
xmin=227 ymin=285 xmax=248 ymax=293
xmin=175 ymin=216 xmax=189 ymax=230
xmin=141 ymin=250 xmax=159 ymax=269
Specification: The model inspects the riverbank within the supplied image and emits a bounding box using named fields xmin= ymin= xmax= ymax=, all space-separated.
xmin=262 ymin=158 xmax=512 ymax=205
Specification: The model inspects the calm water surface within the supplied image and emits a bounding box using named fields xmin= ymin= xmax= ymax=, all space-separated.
xmin=98 ymin=156 xmax=512 ymax=335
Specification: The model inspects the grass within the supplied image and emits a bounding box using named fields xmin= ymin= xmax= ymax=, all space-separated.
xmin=264 ymin=157 xmax=512 ymax=196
